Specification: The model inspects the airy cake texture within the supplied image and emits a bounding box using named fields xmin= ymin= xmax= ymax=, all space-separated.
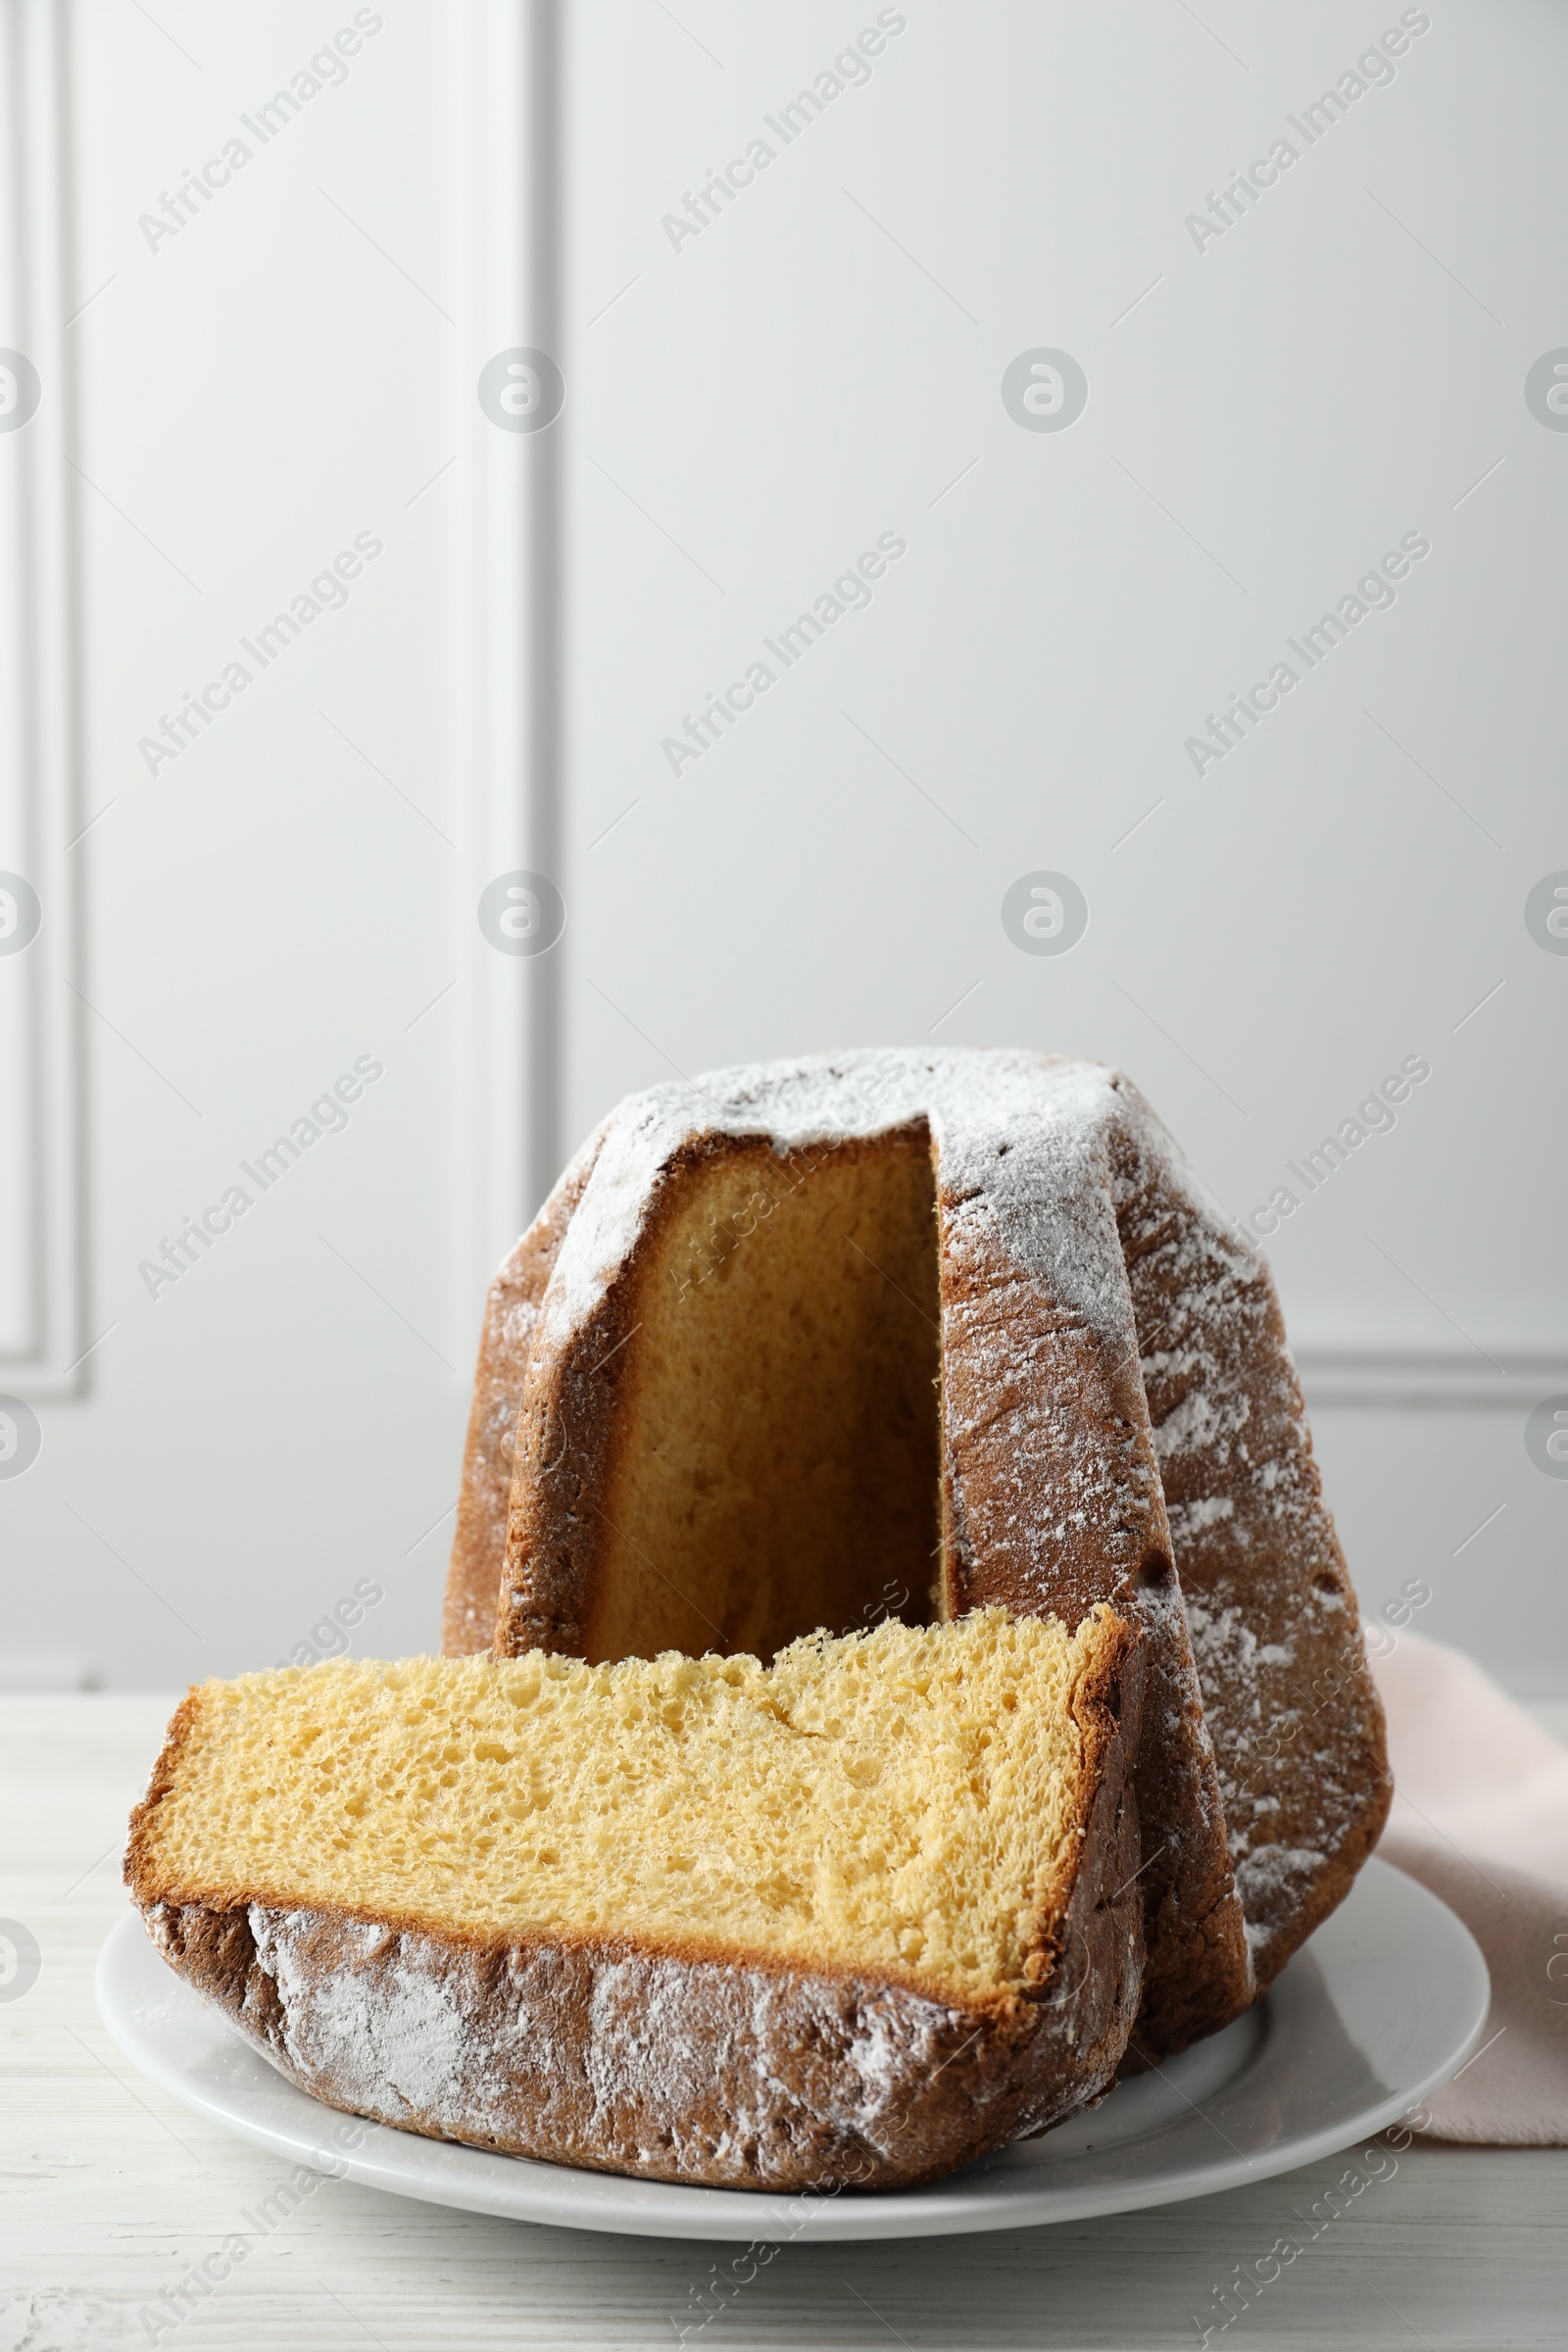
xmin=136 ymin=1614 xmax=1097 ymax=1997
xmin=446 ymin=1050 xmax=1393 ymax=2055
xmin=128 ymin=1608 xmax=1147 ymax=2189
xmin=571 ymin=1131 xmax=941 ymax=1664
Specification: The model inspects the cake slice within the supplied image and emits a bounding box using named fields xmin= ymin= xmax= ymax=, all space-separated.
xmin=126 ymin=1607 xmax=1145 ymax=2191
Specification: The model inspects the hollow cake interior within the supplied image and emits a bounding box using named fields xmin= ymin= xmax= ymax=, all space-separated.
xmin=584 ymin=1124 xmax=944 ymax=1664
xmin=130 ymin=1610 xmax=1112 ymax=2004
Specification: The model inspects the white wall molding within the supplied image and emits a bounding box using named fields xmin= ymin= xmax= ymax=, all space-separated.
xmin=0 ymin=0 xmax=83 ymax=1396
xmin=453 ymin=0 xmax=564 ymax=1324
xmin=1296 ymin=1347 xmax=1568 ymax=1413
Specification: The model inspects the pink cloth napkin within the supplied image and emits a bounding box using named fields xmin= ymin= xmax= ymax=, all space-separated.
xmin=1369 ymin=1628 xmax=1568 ymax=2142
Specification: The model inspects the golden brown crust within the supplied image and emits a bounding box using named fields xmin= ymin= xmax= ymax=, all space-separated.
xmin=443 ymin=1127 xmax=609 ymax=1656
xmin=126 ymin=1621 xmax=1147 ymax=2192
xmin=500 ymin=1138 xmax=697 ymax=1658
xmin=930 ymin=1119 xmax=1250 ymax=2054
xmin=1106 ymin=1086 xmax=1393 ymax=1992
xmin=124 ymin=1687 xmax=211 ymax=1906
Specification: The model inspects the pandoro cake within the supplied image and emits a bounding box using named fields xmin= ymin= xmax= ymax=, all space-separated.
xmin=445 ymin=1050 xmax=1393 ymax=2053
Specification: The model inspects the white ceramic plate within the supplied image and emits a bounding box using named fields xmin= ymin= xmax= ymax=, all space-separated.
xmin=97 ymin=1859 xmax=1487 ymax=2243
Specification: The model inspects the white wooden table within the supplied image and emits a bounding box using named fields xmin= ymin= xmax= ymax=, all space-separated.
xmin=4 ymin=1695 xmax=1565 ymax=2351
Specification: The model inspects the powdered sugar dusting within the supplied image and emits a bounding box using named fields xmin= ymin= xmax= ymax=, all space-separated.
xmin=536 ymin=1052 xmax=1137 ymax=1362
xmin=252 ymin=1909 xmax=493 ymax=2130
xmin=193 ymin=1898 xmax=1123 ymax=2188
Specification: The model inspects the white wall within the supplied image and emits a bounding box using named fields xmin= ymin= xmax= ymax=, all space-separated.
xmin=2 ymin=0 xmax=1564 ymax=1693
xmin=2 ymin=2 xmax=473 ymax=1687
